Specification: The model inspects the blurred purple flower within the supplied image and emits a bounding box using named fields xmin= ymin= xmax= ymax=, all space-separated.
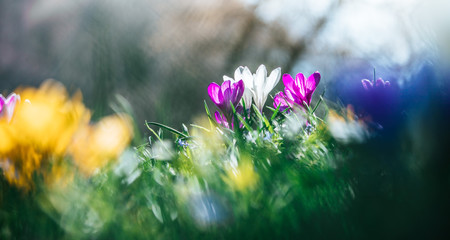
xmin=273 ymin=71 xmax=321 ymax=110
xmin=361 ymin=78 xmax=391 ymax=90
xmin=208 ymin=80 xmax=244 ymax=115
xmin=0 ymin=93 xmax=20 ymax=122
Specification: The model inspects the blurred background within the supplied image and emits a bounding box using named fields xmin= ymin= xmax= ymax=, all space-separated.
xmin=1 ymin=0 xmax=449 ymax=131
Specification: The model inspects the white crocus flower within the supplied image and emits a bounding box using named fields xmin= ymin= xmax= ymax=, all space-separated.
xmin=224 ymin=65 xmax=281 ymax=112
xmin=252 ymin=65 xmax=281 ymax=113
xmin=223 ymin=66 xmax=254 ymax=109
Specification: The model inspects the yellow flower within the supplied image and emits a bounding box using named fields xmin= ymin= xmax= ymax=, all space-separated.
xmin=69 ymin=114 xmax=133 ymax=175
xmin=0 ymin=80 xmax=134 ymax=189
xmin=0 ymin=80 xmax=90 ymax=189
xmin=223 ymin=155 xmax=259 ymax=192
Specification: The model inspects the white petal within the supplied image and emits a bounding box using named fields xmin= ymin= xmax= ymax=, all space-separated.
xmin=242 ymin=67 xmax=254 ymax=89
xmin=223 ymin=75 xmax=235 ymax=82
xmin=264 ymin=67 xmax=281 ymax=96
xmin=242 ymin=89 xmax=253 ymax=109
xmin=234 ymin=66 xmax=244 ymax=82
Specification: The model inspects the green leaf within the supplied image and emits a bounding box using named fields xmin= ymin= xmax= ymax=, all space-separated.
xmin=230 ymin=103 xmax=252 ymax=132
xmin=204 ymin=100 xmax=217 ymax=130
xmin=270 ymin=104 xmax=281 ymax=121
xmin=189 ymin=124 xmax=210 ymax=132
xmin=311 ymin=90 xmax=325 ymax=114
xmin=252 ymin=104 xmax=274 ymax=134
xmin=146 ymin=121 xmax=189 ymax=139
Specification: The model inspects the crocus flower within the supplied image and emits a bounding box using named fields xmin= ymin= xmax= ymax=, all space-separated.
xmin=214 ymin=105 xmax=244 ymax=129
xmin=208 ymin=80 xmax=244 ymax=118
xmin=273 ymin=91 xmax=289 ymax=112
xmin=214 ymin=111 xmax=230 ymax=129
xmin=274 ymin=71 xmax=321 ymax=110
xmin=0 ymin=93 xmax=20 ymax=122
xmin=223 ymin=66 xmax=253 ymax=109
xmin=224 ymin=65 xmax=281 ymax=112
xmin=361 ymin=78 xmax=390 ymax=90
xmin=252 ymin=65 xmax=281 ymax=112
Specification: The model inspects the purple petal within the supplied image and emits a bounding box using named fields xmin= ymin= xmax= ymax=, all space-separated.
xmin=361 ymin=79 xmax=373 ymax=90
xmin=0 ymin=96 xmax=4 ymax=113
xmin=385 ymin=81 xmax=391 ymax=87
xmin=295 ymin=73 xmax=306 ymax=97
xmin=6 ymin=94 xmax=17 ymax=106
xmin=282 ymin=74 xmax=297 ymax=95
xmin=232 ymin=80 xmax=245 ymax=106
xmin=214 ymin=111 xmax=223 ymax=124
xmin=273 ymin=92 xmax=289 ymax=111
xmin=208 ymin=83 xmax=222 ymax=105
xmin=375 ymin=78 xmax=385 ymax=87
xmin=306 ymin=71 xmax=320 ymax=92
xmin=215 ymin=111 xmax=230 ymax=128
xmin=221 ymin=80 xmax=232 ymax=103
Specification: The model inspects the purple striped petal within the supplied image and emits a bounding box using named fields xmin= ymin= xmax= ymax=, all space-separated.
xmin=232 ymin=80 xmax=244 ymax=106
xmin=282 ymin=74 xmax=296 ymax=95
xmin=222 ymin=80 xmax=232 ymax=104
xmin=295 ymin=73 xmax=306 ymax=97
xmin=208 ymin=82 xmax=222 ymax=105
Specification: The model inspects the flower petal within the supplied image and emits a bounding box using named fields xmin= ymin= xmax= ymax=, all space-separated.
xmin=306 ymin=71 xmax=320 ymax=93
xmin=361 ymin=79 xmax=373 ymax=90
xmin=0 ymin=95 xmax=4 ymax=114
xmin=282 ymin=73 xmax=297 ymax=94
xmin=295 ymin=73 xmax=306 ymax=97
xmin=242 ymin=66 xmax=254 ymax=89
xmin=264 ymin=67 xmax=281 ymax=97
xmin=376 ymin=78 xmax=385 ymax=87
xmin=242 ymin=90 xmax=253 ymax=110
xmin=214 ymin=111 xmax=223 ymax=124
xmin=208 ymin=82 xmax=222 ymax=105
xmin=232 ymin=80 xmax=245 ymax=106
xmin=221 ymin=80 xmax=232 ymax=104
xmin=223 ymin=75 xmax=235 ymax=82
xmin=273 ymin=91 xmax=289 ymax=111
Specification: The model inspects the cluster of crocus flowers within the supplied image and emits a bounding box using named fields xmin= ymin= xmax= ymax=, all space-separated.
xmin=0 ymin=80 xmax=133 ymax=189
xmin=223 ymin=65 xmax=281 ymax=112
xmin=209 ymin=64 xmax=282 ymax=128
xmin=209 ymin=66 xmax=321 ymax=128
xmin=273 ymin=72 xmax=321 ymax=112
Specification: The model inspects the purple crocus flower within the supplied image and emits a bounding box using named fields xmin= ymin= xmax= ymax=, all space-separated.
xmin=273 ymin=91 xmax=289 ymax=112
xmin=214 ymin=111 xmax=230 ymax=129
xmin=214 ymin=105 xmax=244 ymax=129
xmin=208 ymin=79 xmax=244 ymax=122
xmin=0 ymin=93 xmax=20 ymax=122
xmin=273 ymin=71 xmax=321 ymax=110
xmin=361 ymin=78 xmax=390 ymax=90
